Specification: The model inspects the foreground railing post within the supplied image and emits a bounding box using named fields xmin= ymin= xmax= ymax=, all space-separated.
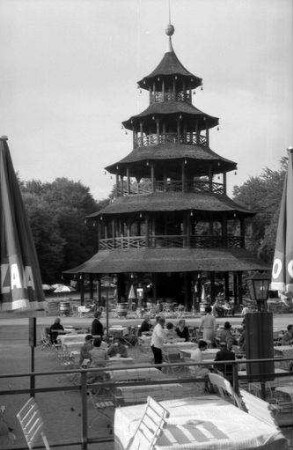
xmin=232 ymin=361 xmax=239 ymax=395
xmin=81 ymin=370 xmax=88 ymax=450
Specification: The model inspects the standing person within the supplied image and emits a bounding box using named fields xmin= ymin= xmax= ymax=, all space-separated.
xmin=175 ymin=319 xmax=190 ymax=341
xmin=150 ymin=316 xmax=166 ymax=370
xmin=214 ymin=342 xmax=236 ymax=384
xmin=49 ymin=317 xmax=64 ymax=344
xmin=199 ymin=306 xmax=216 ymax=346
xmin=136 ymin=283 xmax=144 ymax=308
xmin=91 ymin=311 xmax=104 ymax=338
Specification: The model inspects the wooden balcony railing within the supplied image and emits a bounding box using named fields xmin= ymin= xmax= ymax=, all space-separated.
xmin=115 ymin=178 xmax=225 ymax=196
xmin=134 ymin=132 xmax=207 ymax=148
xmin=150 ymin=90 xmax=192 ymax=104
xmin=99 ymin=234 xmax=244 ymax=251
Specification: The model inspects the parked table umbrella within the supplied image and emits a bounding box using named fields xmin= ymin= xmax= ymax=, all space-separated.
xmin=0 ymin=136 xmax=45 ymax=396
xmin=271 ymin=147 xmax=293 ymax=300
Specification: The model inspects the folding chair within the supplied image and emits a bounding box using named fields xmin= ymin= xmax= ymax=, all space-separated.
xmin=17 ymin=398 xmax=50 ymax=450
xmin=126 ymin=396 xmax=170 ymax=450
xmin=208 ymin=372 xmax=243 ymax=408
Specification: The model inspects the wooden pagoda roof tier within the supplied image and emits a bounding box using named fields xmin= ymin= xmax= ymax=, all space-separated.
xmin=137 ymin=50 xmax=202 ymax=90
xmin=105 ymin=143 xmax=236 ymax=175
xmin=64 ymin=247 xmax=269 ymax=274
xmin=89 ymin=192 xmax=254 ymax=218
xmin=122 ymin=101 xmax=218 ymax=131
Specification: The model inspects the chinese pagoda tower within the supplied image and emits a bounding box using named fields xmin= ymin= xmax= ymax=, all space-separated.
xmin=68 ymin=24 xmax=268 ymax=309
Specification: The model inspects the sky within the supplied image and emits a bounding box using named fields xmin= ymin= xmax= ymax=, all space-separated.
xmin=0 ymin=0 xmax=292 ymax=201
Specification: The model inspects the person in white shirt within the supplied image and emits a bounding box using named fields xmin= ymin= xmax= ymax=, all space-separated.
xmin=189 ymin=340 xmax=209 ymax=377
xmin=150 ymin=316 xmax=166 ymax=369
xmin=199 ymin=305 xmax=216 ymax=345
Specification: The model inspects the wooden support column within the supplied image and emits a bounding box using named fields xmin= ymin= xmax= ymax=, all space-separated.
xmin=206 ymin=121 xmax=209 ymax=147
xmin=177 ymin=117 xmax=180 ymax=142
xmin=237 ymin=271 xmax=243 ymax=307
xmin=156 ymin=119 xmax=160 ymax=144
xmin=183 ymin=122 xmax=187 ymax=143
xmin=181 ymin=161 xmax=186 ymax=193
xmin=104 ymin=221 xmax=108 ymax=239
xmin=112 ymin=219 xmax=116 ymax=247
xmin=140 ymin=121 xmax=143 ymax=144
xmin=121 ymin=175 xmax=124 ymax=196
xmin=233 ymin=273 xmax=238 ymax=305
xmin=162 ymin=80 xmax=165 ymax=100
xmin=224 ymin=272 xmax=230 ymax=301
xmin=126 ymin=219 xmax=130 ymax=248
xmin=152 ymin=216 xmax=156 ymax=247
xmin=149 ymin=86 xmax=152 ymax=102
xmin=151 ymin=163 xmax=155 ymax=193
xmin=97 ymin=220 xmax=101 ymax=251
xmin=80 ymin=274 xmax=85 ymax=305
xmin=145 ymin=213 xmax=150 ymax=247
xmin=89 ymin=274 xmax=94 ymax=301
xmin=223 ymin=172 xmax=227 ymax=194
xmin=208 ymin=167 xmax=213 ymax=192
xmin=222 ymin=215 xmax=227 ymax=247
xmin=183 ymin=79 xmax=186 ymax=100
xmin=240 ymin=218 xmax=245 ymax=248
xmin=210 ymin=272 xmax=215 ymax=303
xmin=126 ymin=167 xmax=130 ymax=194
xmin=97 ymin=276 xmax=102 ymax=306
xmin=186 ymin=212 xmax=191 ymax=247
xmin=133 ymin=130 xmax=137 ymax=148
xmin=195 ymin=121 xmax=199 ymax=144
xmin=173 ymin=78 xmax=176 ymax=97
xmin=116 ymin=173 xmax=119 ymax=197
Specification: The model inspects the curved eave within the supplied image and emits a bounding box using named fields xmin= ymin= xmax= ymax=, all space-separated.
xmin=88 ymin=192 xmax=254 ymax=217
xmin=122 ymin=102 xmax=218 ymax=130
xmin=137 ymin=51 xmax=202 ymax=90
xmin=105 ymin=144 xmax=236 ymax=176
xmin=64 ymin=248 xmax=269 ymax=274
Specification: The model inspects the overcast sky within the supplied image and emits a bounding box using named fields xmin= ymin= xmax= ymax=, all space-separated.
xmin=0 ymin=0 xmax=292 ymax=200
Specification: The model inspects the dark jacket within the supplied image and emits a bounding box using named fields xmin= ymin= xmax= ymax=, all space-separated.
xmin=214 ymin=348 xmax=235 ymax=382
xmin=49 ymin=323 xmax=64 ymax=344
xmin=91 ymin=318 xmax=104 ymax=337
xmin=175 ymin=326 xmax=190 ymax=342
xmin=138 ymin=320 xmax=152 ymax=336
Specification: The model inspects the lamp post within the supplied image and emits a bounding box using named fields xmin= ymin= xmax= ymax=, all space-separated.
xmin=246 ymin=271 xmax=274 ymax=399
xmin=247 ymin=272 xmax=271 ymax=312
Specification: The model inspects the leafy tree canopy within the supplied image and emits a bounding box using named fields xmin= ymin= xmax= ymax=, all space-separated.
xmin=21 ymin=177 xmax=109 ymax=283
xmin=233 ymin=157 xmax=287 ymax=262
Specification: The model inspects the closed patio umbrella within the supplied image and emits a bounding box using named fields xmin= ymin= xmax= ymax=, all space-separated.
xmin=271 ymin=147 xmax=293 ymax=297
xmin=0 ymin=137 xmax=45 ymax=314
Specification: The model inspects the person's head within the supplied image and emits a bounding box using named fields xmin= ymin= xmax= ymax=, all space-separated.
xmin=93 ymin=337 xmax=102 ymax=348
xmin=205 ymin=306 xmax=212 ymax=314
xmin=144 ymin=316 xmax=150 ymax=323
xmin=85 ymin=334 xmax=93 ymax=343
xmin=166 ymin=322 xmax=174 ymax=330
xmin=155 ymin=315 xmax=161 ymax=323
xmin=94 ymin=311 xmax=101 ymax=319
xmin=219 ymin=341 xmax=228 ymax=350
xmin=224 ymin=321 xmax=232 ymax=330
xmin=287 ymin=324 xmax=293 ymax=335
xmin=198 ymin=340 xmax=208 ymax=351
xmin=158 ymin=317 xmax=165 ymax=327
xmin=178 ymin=319 xmax=185 ymax=328
xmin=54 ymin=317 xmax=61 ymax=325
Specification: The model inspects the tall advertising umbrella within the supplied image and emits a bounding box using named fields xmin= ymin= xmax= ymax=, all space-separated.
xmin=0 ymin=137 xmax=45 ymax=394
xmin=271 ymin=147 xmax=293 ymax=297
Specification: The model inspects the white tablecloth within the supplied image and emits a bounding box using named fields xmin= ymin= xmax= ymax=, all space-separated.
xmin=107 ymin=367 xmax=164 ymax=382
xmin=58 ymin=333 xmax=87 ymax=349
xmin=114 ymin=396 xmax=287 ymax=449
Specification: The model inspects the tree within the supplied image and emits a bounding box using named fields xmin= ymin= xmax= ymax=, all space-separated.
xmin=21 ymin=177 xmax=109 ymax=282
xmin=232 ymin=157 xmax=287 ymax=263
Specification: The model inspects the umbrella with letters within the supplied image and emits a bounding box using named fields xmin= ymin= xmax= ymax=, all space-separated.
xmin=0 ymin=137 xmax=45 ymax=314
xmin=271 ymin=147 xmax=293 ymax=299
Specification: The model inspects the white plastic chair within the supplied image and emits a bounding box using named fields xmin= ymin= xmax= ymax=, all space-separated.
xmin=17 ymin=398 xmax=50 ymax=449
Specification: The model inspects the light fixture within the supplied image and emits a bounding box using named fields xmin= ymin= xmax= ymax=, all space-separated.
xmin=247 ymin=272 xmax=271 ymax=312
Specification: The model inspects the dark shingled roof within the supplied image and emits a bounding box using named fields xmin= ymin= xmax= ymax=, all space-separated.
xmin=123 ymin=101 xmax=218 ymax=130
xmin=138 ymin=50 xmax=202 ymax=90
xmin=64 ymin=247 xmax=269 ymax=274
xmin=106 ymin=143 xmax=237 ymax=175
xmin=89 ymin=192 xmax=253 ymax=217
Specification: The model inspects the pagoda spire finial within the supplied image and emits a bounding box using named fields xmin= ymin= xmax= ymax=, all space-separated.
xmin=165 ymin=0 xmax=174 ymax=52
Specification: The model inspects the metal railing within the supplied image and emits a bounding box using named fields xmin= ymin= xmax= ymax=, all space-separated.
xmin=0 ymin=357 xmax=292 ymax=449
xmin=150 ymin=91 xmax=192 ymax=104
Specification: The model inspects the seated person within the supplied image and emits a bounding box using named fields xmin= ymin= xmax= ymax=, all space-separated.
xmin=89 ymin=337 xmax=108 ymax=366
xmin=212 ymin=300 xmax=224 ymax=318
xmin=214 ymin=341 xmax=235 ymax=384
xmin=281 ymin=324 xmax=293 ymax=345
xmin=79 ymin=334 xmax=94 ymax=367
xmin=138 ymin=317 xmax=152 ymax=336
xmin=218 ymin=321 xmax=237 ymax=349
xmin=175 ymin=319 xmax=190 ymax=341
xmin=189 ymin=340 xmax=209 ymax=377
xmin=49 ymin=317 xmax=64 ymax=344
xmin=166 ymin=322 xmax=177 ymax=340
xmin=107 ymin=337 xmax=128 ymax=358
